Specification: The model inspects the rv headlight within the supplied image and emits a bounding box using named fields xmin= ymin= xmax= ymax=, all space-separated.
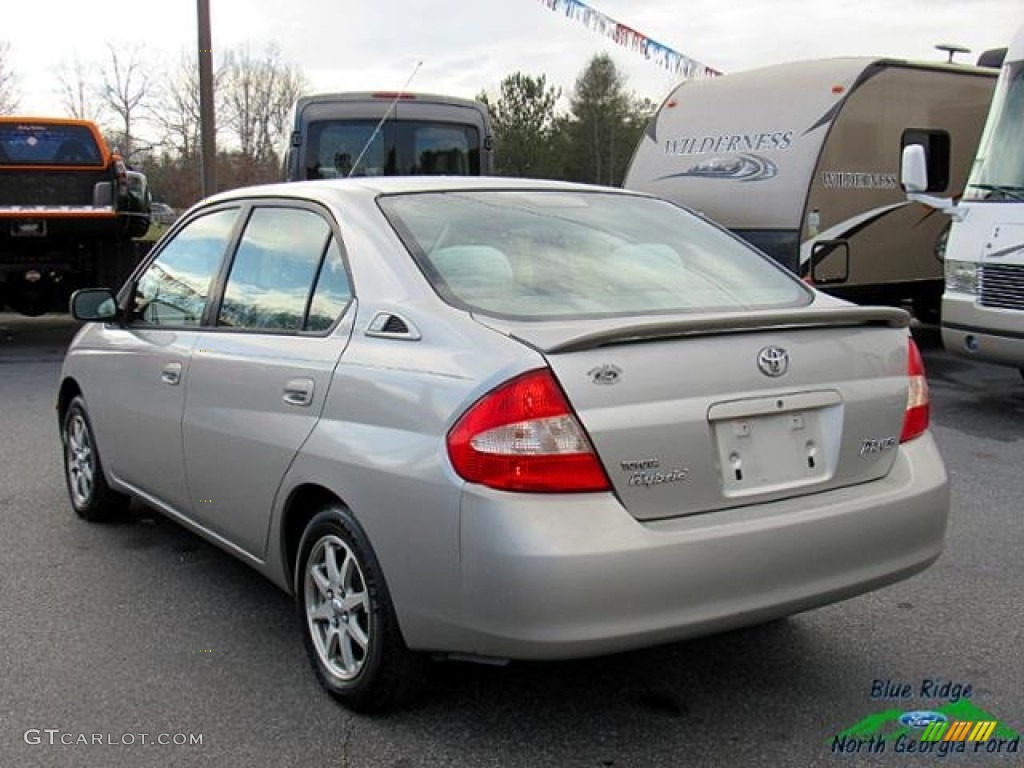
xmin=944 ymin=260 xmax=978 ymax=295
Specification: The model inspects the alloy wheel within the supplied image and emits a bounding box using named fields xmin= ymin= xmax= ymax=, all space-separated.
xmin=66 ymin=412 xmax=95 ymax=508
xmin=304 ymin=534 xmax=372 ymax=681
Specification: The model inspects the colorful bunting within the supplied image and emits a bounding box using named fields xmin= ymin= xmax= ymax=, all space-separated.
xmin=537 ymin=0 xmax=721 ymax=79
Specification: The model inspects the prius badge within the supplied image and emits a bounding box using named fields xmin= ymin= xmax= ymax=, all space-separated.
xmin=757 ymin=346 xmax=789 ymax=377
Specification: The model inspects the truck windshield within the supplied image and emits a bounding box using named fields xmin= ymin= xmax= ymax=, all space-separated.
xmin=305 ymin=120 xmax=481 ymax=178
xmin=964 ymin=61 xmax=1024 ymax=202
xmin=0 ymin=123 xmax=103 ymax=166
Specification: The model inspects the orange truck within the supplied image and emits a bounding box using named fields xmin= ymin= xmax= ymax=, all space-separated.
xmin=0 ymin=117 xmax=150 ymax=316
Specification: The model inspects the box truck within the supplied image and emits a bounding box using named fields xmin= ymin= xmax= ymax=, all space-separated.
xmin=902 ymin=27 xmax=1024 ymax=374
xmin=624 ymin=58 xmax=996 ymax=320
xmin=281 ymin=91 xmax=494 ymax=181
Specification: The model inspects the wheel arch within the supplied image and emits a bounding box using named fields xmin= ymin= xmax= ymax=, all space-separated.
xmin=280 ymin=483 xmax=350 ymax=595
xmin=57 ymin=377 xmax=83 ymax=432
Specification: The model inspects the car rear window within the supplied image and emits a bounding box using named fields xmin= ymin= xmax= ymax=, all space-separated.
xmin=378 ymin=190 xmax=811 ymax=320
xmin=0 ymin=123 xmax=103 ymax=166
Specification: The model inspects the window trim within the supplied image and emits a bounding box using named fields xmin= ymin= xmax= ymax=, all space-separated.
xmin=204 ymin=198 xmax=355 ymax=337
xmin=119 ymin=198 xmax=356 ymax=336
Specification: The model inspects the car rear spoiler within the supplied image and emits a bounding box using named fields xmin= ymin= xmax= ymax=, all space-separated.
xmin=506 ymin=306 xmax=911 ymax=354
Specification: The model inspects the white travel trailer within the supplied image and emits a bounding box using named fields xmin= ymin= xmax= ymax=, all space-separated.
xmin=903 ymin=26 xmax=1024 ymax=374
xmin=625 ymin=58 xmax=997 ymax=320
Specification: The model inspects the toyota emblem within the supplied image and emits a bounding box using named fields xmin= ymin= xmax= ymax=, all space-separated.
xmin=757 ymin=346 xmax=789 ymax=377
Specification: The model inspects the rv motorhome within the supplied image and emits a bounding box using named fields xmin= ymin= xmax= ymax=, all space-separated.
xmin=624 ymin=58 xmax=997 ymax=320
xmin=903 ymin=27 xmax=1024 ymax=374
xmin=281 ymin=92 xmax=494 ymax=181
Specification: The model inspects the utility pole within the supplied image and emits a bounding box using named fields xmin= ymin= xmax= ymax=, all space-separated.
xmin=197 ymin=0 xmax=217 ymax=197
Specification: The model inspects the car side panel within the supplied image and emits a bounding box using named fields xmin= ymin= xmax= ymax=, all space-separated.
xmin=181 ymin=312 xmax=355 ymax=560
xmin=266 ymin=307 xmax=543 ymax=646
xmin=63 ymin=323 xmax=197 ymax=513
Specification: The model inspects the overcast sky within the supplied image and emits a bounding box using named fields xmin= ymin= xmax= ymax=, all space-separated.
xmin=5 ymin=0 xmax=1022 ymax=115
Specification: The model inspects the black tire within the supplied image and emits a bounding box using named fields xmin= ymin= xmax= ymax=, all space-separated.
xmin=61 ymin=395 xmax=130 ymax=522
xmin=912 ymin=292 xmax=942 ymax=326
xmin=914 ymin=303 xmax=942 ymax=327
xmin=295 ymin=505 xmax=426 ymax=712
xmin=5 ymin=280 xmax=52 ymax=317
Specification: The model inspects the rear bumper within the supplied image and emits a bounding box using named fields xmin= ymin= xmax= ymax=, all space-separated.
xmin=451 ymin=434 xmax=948 ymax=660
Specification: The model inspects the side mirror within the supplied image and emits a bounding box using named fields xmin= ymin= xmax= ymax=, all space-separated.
xmin=126 ymin=170 xmax=148 ymax=202
xmin=900 ymin=144 xmax=928 ymax=193
xmin=70 ymin=288 xmax=118 ymax=322
xmin=900 ymin=144 xmax=962 ymax=220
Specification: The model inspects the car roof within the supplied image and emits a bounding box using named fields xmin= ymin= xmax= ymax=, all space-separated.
xmin=200 ymin=176 xmax=644 ymax=207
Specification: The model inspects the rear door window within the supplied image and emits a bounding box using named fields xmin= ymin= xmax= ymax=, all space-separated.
xmin=217 ymin=207 xmax=349 ymax=332
xmin=0 ymin=122 xmax=103 ymax=166
xmin=306 ymin=238 xmax=353 ymax=332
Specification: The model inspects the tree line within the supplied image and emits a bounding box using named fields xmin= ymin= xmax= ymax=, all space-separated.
xmin=479 ymin=53 xmax=656 ymax=187
xmin=0 ymin=41 xmax=656 ymax=208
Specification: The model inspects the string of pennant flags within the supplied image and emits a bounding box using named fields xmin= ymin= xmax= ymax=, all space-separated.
xmin=537 ymin=0 xmax=722 ymax=79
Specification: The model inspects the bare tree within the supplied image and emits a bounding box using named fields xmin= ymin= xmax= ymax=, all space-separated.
xmin=152 ymin=52 xmax=226 ymax=158
xmin=0 ymin=41 xmax=19 ymax=114
xmin=221 ymin=44 xmax=307 ymax=165
xmin=101 ymin=42 xmax=154 ymax=162
xmin=56 ymin=56 xmax=105 ymax=121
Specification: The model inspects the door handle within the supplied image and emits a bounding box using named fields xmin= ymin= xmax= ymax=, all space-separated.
xmin=283 ymin=378 xmax=315 ymax=407
xmin=161 ymin=362 xmax=182 ymax=386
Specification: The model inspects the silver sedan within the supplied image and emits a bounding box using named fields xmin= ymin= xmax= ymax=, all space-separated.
xmin=59 ymin=177 xmax=949 ymax=711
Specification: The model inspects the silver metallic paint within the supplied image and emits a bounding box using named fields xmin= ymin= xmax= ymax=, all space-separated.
xmin=60 ymin=177 xmax=951 ymax=663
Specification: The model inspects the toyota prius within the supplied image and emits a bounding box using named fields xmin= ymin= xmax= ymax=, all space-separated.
xmin=59 ymin=177 xmax=949 ymax=711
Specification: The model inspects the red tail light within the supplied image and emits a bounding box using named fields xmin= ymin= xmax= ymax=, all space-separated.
xmin=900 ymin=338 xmax=930 ymax=442
xmin=447 ymin=369 xmax=611 ymax=493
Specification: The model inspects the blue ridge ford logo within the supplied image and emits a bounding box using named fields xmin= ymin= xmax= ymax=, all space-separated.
xmin=900 ymin=711 xmax=949 ymax=728
xmin=757 ymin=346 xmax=789 ymax=377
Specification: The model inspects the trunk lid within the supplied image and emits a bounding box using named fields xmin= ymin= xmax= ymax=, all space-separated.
xmin=482 ymin=305 xmax=912 ymax=520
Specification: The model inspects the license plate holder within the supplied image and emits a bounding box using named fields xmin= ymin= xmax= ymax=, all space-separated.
xmin=709 ymin=391 xmax=841 ymax=496
xmin=11 ymin=219 xmax=47 ymax=238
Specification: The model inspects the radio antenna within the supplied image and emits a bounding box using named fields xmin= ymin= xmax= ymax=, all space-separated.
xmin=348 ymin=60 xmax=423 ymax=178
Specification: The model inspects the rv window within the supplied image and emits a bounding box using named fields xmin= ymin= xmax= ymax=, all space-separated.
xmin=413 ymin=126 xmax=473 ymax=175
xmin=732 ymin=230 xmax=800 ymax=273
xmin=901 ymin=130 xmax=950 ymax=193
xmin=306 ymin=120 xmax=481 ymax=178
xmin=307 ymin=121 xmax=392 ymax=178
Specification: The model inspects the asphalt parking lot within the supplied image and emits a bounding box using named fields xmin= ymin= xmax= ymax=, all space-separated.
xmin=0 ymin=313 xmax=1021 ymax=768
